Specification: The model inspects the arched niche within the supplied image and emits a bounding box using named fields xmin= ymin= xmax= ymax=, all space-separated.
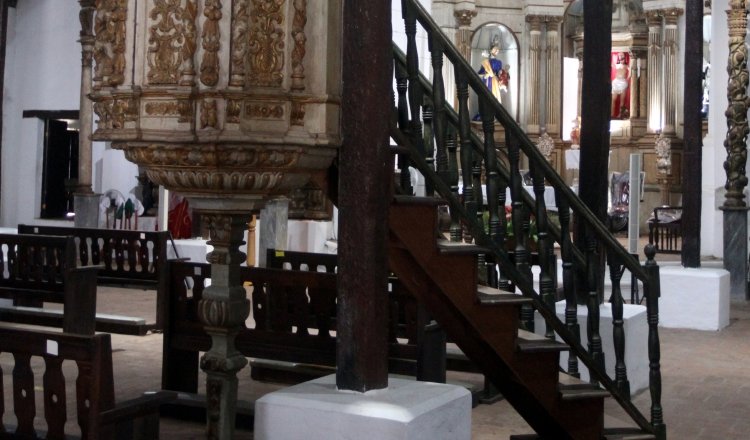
xmin=470 ymin=23 xmax=519 ymax=121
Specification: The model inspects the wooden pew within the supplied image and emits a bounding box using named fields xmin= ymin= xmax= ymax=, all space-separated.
xmin=161 ymin=257 xmax=467 ymax=419
xmin=0 ymin=323 xmax=175 ymax=439
xmin=18 ymin=225 xmax=174 ymax=334
xmin=0 ymin=233 xmax=100 ymax=335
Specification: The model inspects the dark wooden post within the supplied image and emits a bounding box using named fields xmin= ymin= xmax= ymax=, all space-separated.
xmin=681 ymin=0 xmax=703 ymax=267
xmin=0 ymin=1 xmax=13 ymax=203
xmin=576 ymin=0 xmax=612 ymax=303
xmin=337 ymin=0 xmax=392 ymax=392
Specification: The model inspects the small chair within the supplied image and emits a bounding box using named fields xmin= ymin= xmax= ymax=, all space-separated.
xmin=648 ymin=206 xmax=683 ymax=254
xmin=607 ymin=172 xmax=630 ymax=232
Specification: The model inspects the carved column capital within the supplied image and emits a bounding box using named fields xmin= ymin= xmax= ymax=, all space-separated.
xmin=453 ymin=9 xmax=477 ymax=28
xmin=661 ymin=8 xmax=684 ymax=26
xmin=645 ymin=10 xmax=663 ymax=26
xmin=544 ymin=15 xmax=563 ymax=29
xmin=526 ymin=15 xmax=544 ymax=32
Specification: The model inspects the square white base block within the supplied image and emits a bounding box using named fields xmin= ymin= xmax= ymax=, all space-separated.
xmin=254 ymin=375 xmax=471 ymax=440
xmin=657 ymin=265 xmax=730 ymax=331
xmin=535 ymin=302 xmax=649 ymax=395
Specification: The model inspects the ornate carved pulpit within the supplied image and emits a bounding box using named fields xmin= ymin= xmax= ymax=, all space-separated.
xmin=88 ymin=1 xmax=342 ymax=438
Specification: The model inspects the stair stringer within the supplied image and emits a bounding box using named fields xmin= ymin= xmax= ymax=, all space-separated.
xmin=388 ymin=201 xmax=604 ymax=440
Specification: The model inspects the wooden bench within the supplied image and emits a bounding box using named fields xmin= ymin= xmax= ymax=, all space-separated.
xmin=18 ymin=225 xmax=174 ymax=335
xmin=0 ymin=233 xmax=100 ymax=335
xmin=161 ymin=258 xmax=452 ymax=418
xmin=0 ymin=323 xmax=175 ymax=439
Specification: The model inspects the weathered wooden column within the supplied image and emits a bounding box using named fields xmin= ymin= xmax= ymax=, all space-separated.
xmin=722 ymin=0 xmax=749 ymax=299
xmin=74 ymin=0 xmax=100 ymax=228
xmin=682 ymin=0 xmax=703 ymax=267
xmin=526 ymin=15 xmax=543 ymax=134
xmin=662 ymin=8 xmax=683 ymax=135
xmin=646 ymin=11 xmax=663 ymax=132
xmin=77 ymin=0 xmax=95 ymax=195
xmin=337 ymin=0 xmax=392 ymax=391
xmin=197 ymin=211 xmax=250 ymax=439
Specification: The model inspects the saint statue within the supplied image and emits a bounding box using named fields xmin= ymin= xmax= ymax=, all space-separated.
xmin=611 ymin=52 xmax=630 ymax=119
xmin=478 ymin=43 xmax=503 ymax=103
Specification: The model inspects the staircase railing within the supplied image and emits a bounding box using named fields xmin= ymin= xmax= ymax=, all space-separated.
xmin=392 ymin=1 xmax=664 ymax=438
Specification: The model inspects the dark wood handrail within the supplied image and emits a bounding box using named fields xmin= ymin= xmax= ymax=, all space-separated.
xmin=393 ymin=0 xmax=663 ymax=434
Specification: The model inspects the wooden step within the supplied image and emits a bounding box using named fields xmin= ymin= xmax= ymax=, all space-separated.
xmin=517 ymin=329 xmax=568 ymax=353
xmin=392 ymin=194 xmax=445 ymax=206
xmin=476 ymin=285 xmax=530 ymax=306
xmin=436 ymin=239 xmax=491 ymax=255
xmin=557 ymin=371 xmax=596 ymax=390
xmin=602 ymin=427 xmax=657 ymax=439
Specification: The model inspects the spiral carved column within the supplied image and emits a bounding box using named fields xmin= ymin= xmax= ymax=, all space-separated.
xmin=197 ymin=212 xmax=251 ymax=440
xmin=723 ymin=0 xmax=750 ymax=299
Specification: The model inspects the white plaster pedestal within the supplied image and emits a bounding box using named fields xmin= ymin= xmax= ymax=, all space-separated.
xmin=657 ymin=264 xmax=730 ymax=330
xmin=535 ymin=302 xmax=649 ymax=395
xmin=254 ymin=375 xmax=471 ymax=440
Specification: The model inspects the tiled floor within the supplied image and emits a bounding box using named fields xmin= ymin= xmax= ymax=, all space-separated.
xmin=3 ymin=246 xmax=749 ymax=439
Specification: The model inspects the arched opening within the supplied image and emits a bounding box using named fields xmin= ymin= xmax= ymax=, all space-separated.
xmin=470 ymin=23 xmax=519 ymax=120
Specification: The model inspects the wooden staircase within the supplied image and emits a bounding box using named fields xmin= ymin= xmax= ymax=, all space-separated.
xmin=387 ymin=195 xmax=654 ymax=439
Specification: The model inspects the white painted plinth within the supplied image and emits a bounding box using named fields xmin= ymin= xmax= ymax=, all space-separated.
xmin=535 ymin=302 xmax=649 ymax=395
xmin=657 ymin=265 xmax=730 ymax=331
xmin=254 ymin=375 xmax=471 ymax=440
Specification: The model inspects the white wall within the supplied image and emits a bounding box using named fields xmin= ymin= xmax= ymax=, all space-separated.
xmin=1 ymin=0 xmax=138 ymax=228
xmin=701 ymin=0 xmax=729 ymax=258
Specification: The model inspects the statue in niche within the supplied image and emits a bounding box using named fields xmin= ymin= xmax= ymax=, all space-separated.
xmin=478 ymin=42 xmax=504 ymax=104
xmin=611 ymin=52 xmax=630 ymax=119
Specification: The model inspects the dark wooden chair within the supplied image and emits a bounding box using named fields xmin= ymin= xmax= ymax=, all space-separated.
xmin=648 ymin=206 xmax=683 ymax=254
xmin=18 ymin=225 xmax=175 ymax=334
xmin=0 ymin=324 xmax=175 ymax=439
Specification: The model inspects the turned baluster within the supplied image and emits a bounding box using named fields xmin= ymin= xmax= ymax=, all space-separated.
xmin=446 ymin=130 xmax=462 ymax=242
xmin=403 ymin=2 xmax=423 ymax=155
xmin=480 ymin=96 xmax=500 ymax=287
xmin=430 ymin=33 xmax=447 ymax=199
xmin=423 ymin=100 xmax=435 ymax=197
xmin=555 ymin=191 xmax=579 ymax=377
xmin=394 ymin=62 xmax=413 ymax=195
xmin=497 ymin=172 xmax=511 ymax=291
xmin=455 ymin=68 xmax=475 ymax=243
xmin=607 ymin=251 xmax=631 ymax=398
xmin=644 ymin=244 xmax=665 ymax=439
xmin=585 ymin=231 xmax=605 ymax=385
xmin=507 ymin=131 xmax=532 ymax=329
xmin=531 ymin=161 xmax=555 ymax=340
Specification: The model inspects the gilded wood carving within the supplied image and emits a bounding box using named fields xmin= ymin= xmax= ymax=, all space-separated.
xmin=180 ymin=0 xmax=198 ymax=85
xmin=147 ymin=0 xmax=185 ymax=84
xmin=291 ymin=0 xmax=307 ymax=91
xmin=94 ymin=0 xmax=128 ymax=87
xmin=200 ymin=0 xmax=223 ymax=87
xmin=230 ymin=0 xmax=250 ymax=87
xmin=246 ymin=103 xmax=284 ymax=119
xmin=248 ymin=0 xmax=285 ymax=87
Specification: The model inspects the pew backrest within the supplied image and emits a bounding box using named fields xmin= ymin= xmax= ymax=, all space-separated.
xmin=17 ymin=225 xmax=171 ymax=329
